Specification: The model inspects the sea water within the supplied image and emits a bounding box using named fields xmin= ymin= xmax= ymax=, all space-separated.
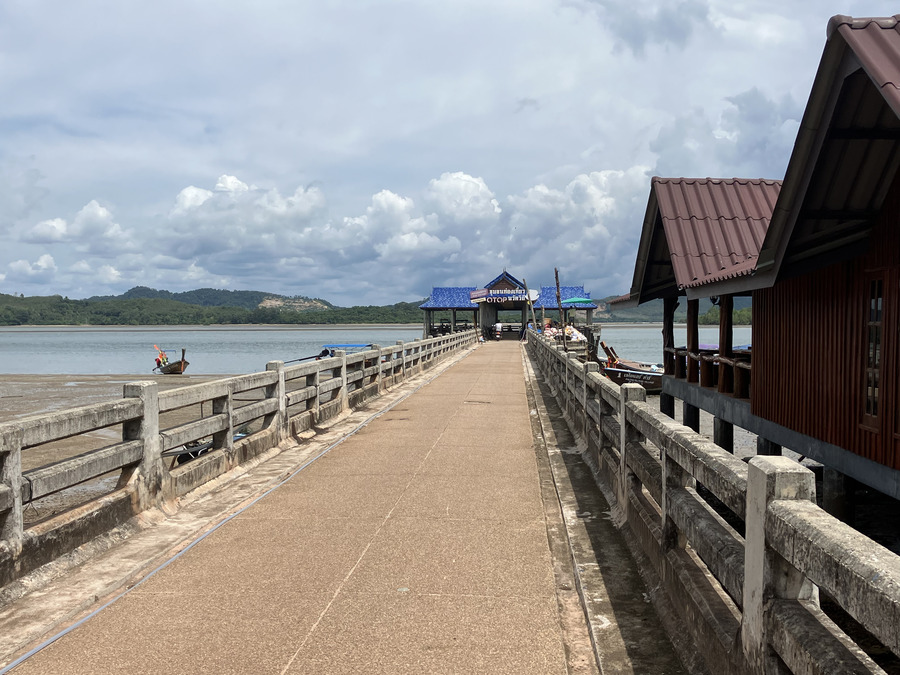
xmin=0 ymin=325 xmax=424 ymax=375
xmin=0 ymin=323 xmax=752 ymax=375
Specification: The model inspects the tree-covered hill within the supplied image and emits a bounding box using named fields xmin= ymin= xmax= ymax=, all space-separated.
xmin=595 ymin=296 xmax=751 ymax=323
xmin=0 ymin=292 xmax=424 ymax=326
xmin=86 ymin=286 xmax=333 ymax=311
xmin=0 ymin=287 xmax=752 ymax=327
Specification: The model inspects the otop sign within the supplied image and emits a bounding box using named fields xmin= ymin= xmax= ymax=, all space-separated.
xmin=469 ymin=288 xmax=539 ymax=304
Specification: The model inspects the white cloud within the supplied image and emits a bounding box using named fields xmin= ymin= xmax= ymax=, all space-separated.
xmin=172 ymin=186 xmax=214 ymax=213
xmin=425 ymin=172 xmax=502 ymax=224
xmin=215 ymin=175 xmax=250 ymax=193
xmin=1 ymin=0 xmax=897 ymax=304
xmin=24 ymin=217 xmax=67 ymax=243
xmin=6 ymin=254 xmax=57 ymax=283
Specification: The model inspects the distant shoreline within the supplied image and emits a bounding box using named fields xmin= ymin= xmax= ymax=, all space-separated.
xmin=0 ymin=323 xmax=423 ymax=331
xmin=0 ymin=321 xmax=751 ymax=331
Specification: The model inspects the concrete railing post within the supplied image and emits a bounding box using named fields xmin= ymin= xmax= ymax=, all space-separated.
xmin=335 ymin=350 xmax=348 ymax=411
xmin=0 ymin=426 xmax=24 ymax=554
xmin=265 ymin=360 xmax=286 ymax=441
xmin=618 ymin=384 xmax=645 ymax=518
xmin=371 ymin=345 xmax=383 ymax=392
xmin=582 ymin=362 xmax=600 ymax=440
xmin=212 ymin=384 xmax=234 ymax=458
xmin=396 ymin=341 xmax=406 ymax=381
xmin=312 ymin=363 xmax=321 ymax=423
xmin=122 ymin=381 xmax=164 ymax=508
xmin=551 ymin=345 xmax=564 ymax=397
xmin=742 ymin=456 xmax=818 ymax=674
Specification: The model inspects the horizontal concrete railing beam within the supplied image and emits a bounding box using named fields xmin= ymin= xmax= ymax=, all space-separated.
xmin=232 ymin=399 xmax=278 ymax=428
xmin=667 ymin=485 xmax=745 ymax=607
xmin=158 ymin=381 xmax=231 ymax=412
xmin=624 ymin=440 xmax=662 ymax=506
xmin=285 ymin=386 xmax=316 ymax=408
xmin=22 ymin=441 xmax=143 ymax=502
xmin=767 ymin=498 xmax=900 ymax=655
xmin=284 ymin=361 xmax=322 ymax=379
xmin=768 ymin=598 xmax=882 ymax=675
xmin=11 ymin=399 xmax=143 ymax=449
xmin=629 ymin=400 xmax=748 ymax=519
xmin=229 ymin=371 xmax=279 ymax=395
xmin=318 ymin=377 xmax=343 ymax=394
xmin=161 ymin=415 xmax=228 ymax=452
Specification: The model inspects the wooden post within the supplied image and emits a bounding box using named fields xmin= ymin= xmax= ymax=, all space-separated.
xmin=687 ymin=298 xmax=699 ymax=383
xmin=661 ymin=297 xmax=677 ymax=419
xmin=718 ymin=294 xmax=734 ymax=394
xmin=522 ymin=278 xmax=539 ymax=334
xmin=555 ymin=267 xmax=566 ymax=351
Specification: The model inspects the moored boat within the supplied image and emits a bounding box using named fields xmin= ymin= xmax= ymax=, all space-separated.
xmin=154 ymin=347 xmax=189 ymax=374
xmin=598 ymin=341 xmax=662 ymax=393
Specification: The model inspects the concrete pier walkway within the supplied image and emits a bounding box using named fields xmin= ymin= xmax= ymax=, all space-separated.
xmin=4 ymin=342 xmax=681 ymax=674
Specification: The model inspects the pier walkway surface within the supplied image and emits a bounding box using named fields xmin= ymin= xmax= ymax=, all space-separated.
xmin=3 ymin=342 xmax=681 ymax=674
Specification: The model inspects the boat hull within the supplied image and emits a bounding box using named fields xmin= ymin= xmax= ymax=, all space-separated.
xmin=157 ymin=359 xmax=189 ymax=375
xmin=602 ymin=363 xmax=662 ymax=393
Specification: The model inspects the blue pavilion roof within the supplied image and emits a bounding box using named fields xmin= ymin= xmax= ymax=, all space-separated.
xmin=484 ymin=270 xmax=525 ymax=290
xmin=420 ymin=273 xmax=597 ymax=311
xmin=534 ymin=286 xmax=597 ymax=310
xmin=419 ymin=287 xmax=478 ymax=309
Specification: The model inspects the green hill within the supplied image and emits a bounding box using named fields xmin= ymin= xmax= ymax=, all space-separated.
xmin=86 ymin=286 xmax=333 ymax=311
xmin=594 ymin=296 xmax=752 ymax=324
xmin=0 ymin=290 xmax=424 ymax=326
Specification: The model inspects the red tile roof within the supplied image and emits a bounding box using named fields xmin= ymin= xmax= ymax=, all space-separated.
xmin=653 ymin=177 xmax=781 ymax=289
xmin=829 ymin=15 xmax=900 ymax=117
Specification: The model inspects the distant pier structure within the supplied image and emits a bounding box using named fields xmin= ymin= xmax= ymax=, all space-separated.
xmin=419 ymin=270 xmax=596 ymax=339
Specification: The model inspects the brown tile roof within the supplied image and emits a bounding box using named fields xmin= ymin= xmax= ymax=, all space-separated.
xmin=750 ymin=14 xmax=900 ymax=283
xmin=653 ymin=177 xmax=781 ymax=289
xmin=830 ymin=15 xmax=900 ymax=117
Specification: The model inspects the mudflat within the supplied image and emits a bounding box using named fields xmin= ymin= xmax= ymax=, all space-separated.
xmin=0 ymin=373 xmax=225 ymax=468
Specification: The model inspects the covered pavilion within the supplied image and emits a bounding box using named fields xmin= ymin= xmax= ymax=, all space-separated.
xmin=419 ymin=271 xmax=597 ymax=339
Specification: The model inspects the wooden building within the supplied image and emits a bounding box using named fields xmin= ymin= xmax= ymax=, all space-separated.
xmin=621 ymin=15 xmax=900 ymax=502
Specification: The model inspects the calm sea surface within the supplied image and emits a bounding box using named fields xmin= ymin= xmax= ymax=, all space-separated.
xmin=0 ymin=324 xmax=751 ymax=375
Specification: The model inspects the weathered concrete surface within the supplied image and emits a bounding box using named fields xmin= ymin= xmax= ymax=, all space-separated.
xmin=1 ymin=342 xmax=597 ymax=674
xmin=523 ymin=351 xmax=693 ymax=674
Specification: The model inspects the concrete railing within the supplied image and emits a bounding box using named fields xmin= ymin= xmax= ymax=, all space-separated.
xmin=527 ymin=331 xmax=898 ymax=675
xmin=0 ymin=330 xmax=477 ymax=589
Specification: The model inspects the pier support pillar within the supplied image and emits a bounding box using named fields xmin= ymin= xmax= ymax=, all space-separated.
xmin=756 ymin=437 xmax=782 ymax=456
xmin=714 ymin=418 xmax=734 ymax=453
xmin=683 ymin=401 xmax=700 ymax=433
xmin=660 ymin=392 xmax=675 ymax=419
xmin=823 ymin=468 xmax=855 ymax=525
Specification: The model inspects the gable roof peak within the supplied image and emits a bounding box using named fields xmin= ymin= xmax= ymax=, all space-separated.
xmin=828 ymin=14 xmax=900 ymax=39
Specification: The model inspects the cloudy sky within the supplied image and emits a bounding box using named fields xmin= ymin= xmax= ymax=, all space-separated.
xmin=0 ymin=1 xmax=895 ymax=306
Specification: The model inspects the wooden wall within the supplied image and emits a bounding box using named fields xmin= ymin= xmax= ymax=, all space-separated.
xmin=753 ymin=181 xmax=900 ymax=469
